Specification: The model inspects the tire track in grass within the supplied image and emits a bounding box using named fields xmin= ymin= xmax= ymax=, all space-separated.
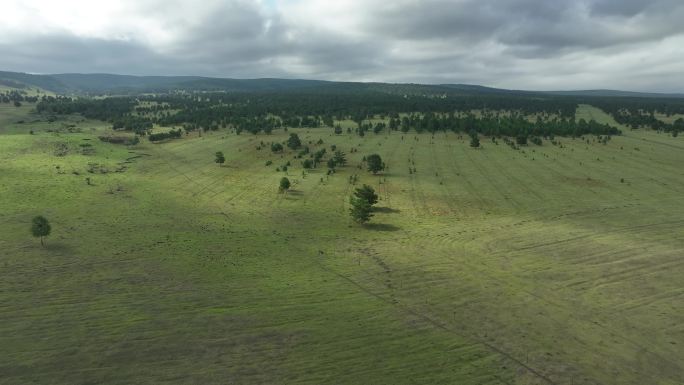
xmin=623 ymin=133 xmax=684 ymax=150
xmin=469 ymin=142 xmax=529 ymax=213
xmin=160 ymin=137 xmax=256 ymax=199
xmin=329 ymin=132 xmax=684 ymax=384
xmin=404 ymin=143 xmax=431 ymax=218
xmin=428 ymin=133 xmax=466 ymax=217
xmin=442 ymin=134 xmax=490 ymax=212
xmin=441 ymin=220 xmax=684 ymax=381
xmin=566 ymin=138 xmax=684 ymax=196
xmin=315 ymin=258 xmax=556 ymax=385
xmin=462 ymin=145 xmax=519 ymax=214
xmin=154 ymin=145 xmax=224 ymax=197
xmin=352 ymin=199 xmax=684 ymax=384
xmin=499 ymin=218 xmax=684 ymax=254
xmin=161 ymin=136 xmax=285 ymax=213
xmin=513 ymin=144 xmax=603 ymax=217
xmin=332 ymin=160 xmax=576 ymax=383
xmin=432 ymin=239 xmax=684 ymax=384
xmin=150 ymin=141 xmax=274 ymax=220
xmin=375 ymin=131 xmax=404 ymax=209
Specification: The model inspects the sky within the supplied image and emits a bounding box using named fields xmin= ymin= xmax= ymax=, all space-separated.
xmin=1 ymin=0 xmax=684 ymax=92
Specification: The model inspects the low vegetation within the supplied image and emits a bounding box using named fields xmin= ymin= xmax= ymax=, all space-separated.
xmin=2 ymin=89 xmax=684 ymax=385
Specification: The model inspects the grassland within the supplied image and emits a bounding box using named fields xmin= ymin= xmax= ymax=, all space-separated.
xmin=1 ymin=105 xmax=683 ymax=385
xmin=655 ymin=112 xmax=684 ymax=125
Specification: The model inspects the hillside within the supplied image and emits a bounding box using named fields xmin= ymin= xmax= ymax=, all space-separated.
xmin=1 ymin=70 xmax=682 ymax=98
xmin=1 ymin=98 xmax=683 ymax=384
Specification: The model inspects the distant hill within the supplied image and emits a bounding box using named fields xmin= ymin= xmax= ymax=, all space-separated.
xmin=440 ymin=84 xmax=684 ymax=99
xmin=541 ymin=89 xmax=684 ymax=98
xmin=0 ymin=70 xmax=682 ymax=98
xmin=0 ymin=71 xmax=70 ymax=93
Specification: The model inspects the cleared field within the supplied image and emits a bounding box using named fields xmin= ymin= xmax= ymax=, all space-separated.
xmin=1 ymin=107 xmax=683 ymax=384
xmin=655 ymin=112 xmax=684 ymax=125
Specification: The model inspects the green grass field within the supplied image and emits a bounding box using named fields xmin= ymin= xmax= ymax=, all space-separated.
xmin=1 ymin=106 xmax=683 ymax=384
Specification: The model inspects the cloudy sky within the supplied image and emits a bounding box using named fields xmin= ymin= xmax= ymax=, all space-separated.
xmin=1 ymin=0 xmax=684 ymax=91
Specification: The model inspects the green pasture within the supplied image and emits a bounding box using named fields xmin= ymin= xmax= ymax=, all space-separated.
xmin=1 ymin=106 xmax=683 ymax=384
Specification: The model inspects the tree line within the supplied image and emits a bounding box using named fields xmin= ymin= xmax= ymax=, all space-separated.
xmin=34 ymin=92 xmax=684 ymax=139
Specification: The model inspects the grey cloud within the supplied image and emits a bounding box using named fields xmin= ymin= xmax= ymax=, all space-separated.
xmin=1 ymin=0 xmax=684 ymax=91
xmin=0 ymin=35 xmax=164 ymax=74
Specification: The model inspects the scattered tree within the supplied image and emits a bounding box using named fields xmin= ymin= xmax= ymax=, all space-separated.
xmin=354 ymin=184 xmax=378 ymax=206
xmin=366 ymin=154 xmax=385 ymax=174
xmin=279 ymin=177 xmax=291 ymax=192
xmin=271 ymin=143 xmax=283 ymax=152
xmin=469 ymin=134 xmax=480 ymax=148
xmin=287 ymin=133 xmax=302 ymax=150
xmin=215 ymin=151 xmax=225 ymax=166
xmin=31 ymin=215 xmax=51 ymax=247
xmin=349 ymin=196 xmax=373 ymax=224
xmin=333 ymin=150 xmax=347 ymax=166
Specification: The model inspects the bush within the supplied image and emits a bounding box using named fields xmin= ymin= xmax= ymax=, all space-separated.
xmin=271 ymin=143 xmax=283 ymax=152
xmin=148 ymin=129 xmax=182 ymax=142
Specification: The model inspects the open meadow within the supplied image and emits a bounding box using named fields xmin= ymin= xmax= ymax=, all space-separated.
xmin=1 ymin=104 xmax=683 ymax=385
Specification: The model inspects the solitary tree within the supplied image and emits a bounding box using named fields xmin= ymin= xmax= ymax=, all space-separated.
xmin=349 ymin=196 xmax=373 ymax=224
xmin=354 ymin=185 xmax=378 ymax=206
xmin=287 ymin=133 xmax=302 ymax=150
xmin=366 ymin=154 xmax=385 ymax=174
xmin=215 ymin=151 xmax=225 ymax=166
xmin=333 ymin=150 xmax=347 ymax=166
xmin=469 ymin=134 xmax=480 ymax=148
xmin=31 ymin=215 xmax=51 ymax=246
xmin=279 ymin=177 xmax=291 ymax=193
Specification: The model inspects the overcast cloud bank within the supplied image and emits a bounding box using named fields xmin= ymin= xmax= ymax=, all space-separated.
xmin=1 ymin=0 xmax=683 ymax=91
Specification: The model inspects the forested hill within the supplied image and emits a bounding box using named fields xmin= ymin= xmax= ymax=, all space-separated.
xmin=1 ymin=70 xmax=683 ymax=98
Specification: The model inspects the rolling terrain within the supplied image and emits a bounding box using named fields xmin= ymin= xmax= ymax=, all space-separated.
xmin=1 ymin=103 xmax=683 ymax=384
xmin=2 ymin=70 xmax=684 ymax=98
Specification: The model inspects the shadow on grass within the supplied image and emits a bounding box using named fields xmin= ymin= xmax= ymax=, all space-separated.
xmin=44 ymin=242 xmax=73 ymax=254
xmin=364 ymin=223 xmax=401 ymax=232
xmin=373 ymin=206 xmax=400 ymax=214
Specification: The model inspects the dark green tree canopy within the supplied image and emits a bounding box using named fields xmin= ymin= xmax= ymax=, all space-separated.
xmin=469 ymin=133 xmax=480 ymax=148
xmin=271 ymin=142 xmax=283 ymax=152
xmin=279 ymin=177 xmax=291 ymax=192
xmin=366 ymin=154 xmax=385 ymax=174
xmin=31 ymin=215 xmax=51 ymax=246
xmin=287 ymin=133 xmax=302 ymax=150
xmin=349 ymin=196 xmax=373 ymax=224
xmin=354 ymin=185 xmax=378 ymax=206
xmin=333 ymin=150 xmax=347 ymax=166
xmin=215 ymin=151 xmax=225 ymax=165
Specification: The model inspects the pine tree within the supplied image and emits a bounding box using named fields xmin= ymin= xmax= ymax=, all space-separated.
xmin=349 ymin=196 xmax=373 ymax=224
xmin=354 ymin=185 xmax=378 ymax=206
